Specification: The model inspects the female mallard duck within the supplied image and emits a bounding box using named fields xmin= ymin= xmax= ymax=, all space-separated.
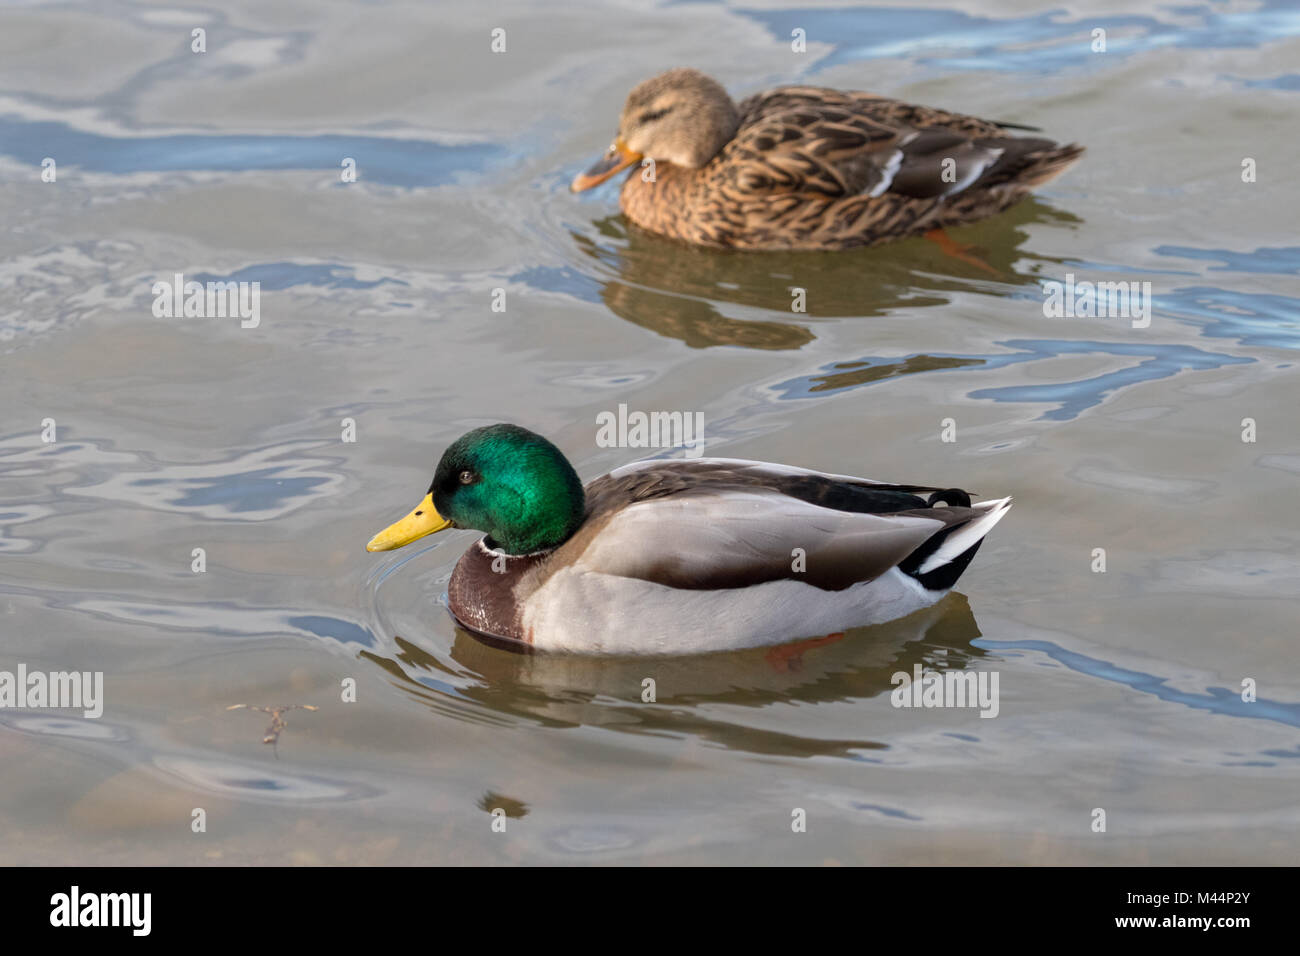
xmin=570 ymin=68 xmax=1083 ymax=251
xmin=366 ymin=424 xmax=1012 ymax=654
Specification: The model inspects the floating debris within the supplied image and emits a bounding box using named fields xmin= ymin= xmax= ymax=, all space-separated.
xmin=226 ymin=704 xmax=318 ymax=754
xmin=477 ymin=791 xmax=529 ymax=818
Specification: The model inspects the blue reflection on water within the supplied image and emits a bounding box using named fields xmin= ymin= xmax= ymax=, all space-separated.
xmin=1229 ymin=73 xmax=1300 ymax=90
xmin=0 ymin=117 xmax=507 ymax=187
xmin=287 ymin=615 xmax=376 ymax=648
xmin=164 ymin=467 xmax=331 ymax=513
xmin=978 ymin=638 xmax=1300 ymax=733
xmin=772 ymin=340 xmax=1252 ymax=420
xmin=1159 ymin=287 xmax=1300 ymax=350
xmin=1155 ymin=245 xmax=1300 ymax=275
xmin=510 ymin=265 xmax=603 ymax=303
xmin=852 ymin=802 xmax=924 ymax=820
xmin=734 ymin=1 xmax=1300 ymax=74
xmin=967 ymin=340 xmax=1253 ymax=420
xmin=190 ymin=262 xmax=405 ymax=291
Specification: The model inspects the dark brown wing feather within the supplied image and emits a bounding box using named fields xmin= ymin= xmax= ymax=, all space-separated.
xmin=583 ymin=459 xmax=948 ymax=516
xmin=731 ymin=85 xmax=1073 ymax=203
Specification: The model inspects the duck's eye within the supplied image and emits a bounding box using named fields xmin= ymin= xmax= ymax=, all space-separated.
xmin=459 ymin=470 xmax=476 ymax=485
xmin=638 ymin=107 xmax=671 ymax=125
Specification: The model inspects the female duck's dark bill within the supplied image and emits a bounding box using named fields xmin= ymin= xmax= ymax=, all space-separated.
xmin=365 ymin=493 xmax=452 ymax=552
xmin=570 ymin=138 xmax=643 ymax=191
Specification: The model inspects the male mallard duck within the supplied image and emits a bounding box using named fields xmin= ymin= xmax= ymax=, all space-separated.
xmin=366 ymin=424 xmax=1012 ymax=654
xmin=570 ymin=68 xmax=1083 ymax=251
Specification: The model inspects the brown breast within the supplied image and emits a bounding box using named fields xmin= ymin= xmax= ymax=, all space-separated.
xmin=446 ymin=539 xmax=550 ymax=645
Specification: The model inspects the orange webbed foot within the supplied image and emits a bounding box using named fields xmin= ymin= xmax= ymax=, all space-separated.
xmin=924 ymin=228 xmax=1002 ymax=277
xmin=765 ymin=632 xmax=846 ymax=673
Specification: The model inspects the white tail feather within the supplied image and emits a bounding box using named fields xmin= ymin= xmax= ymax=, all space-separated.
xmin=917 ymin=496 xmax=1013 ymax=574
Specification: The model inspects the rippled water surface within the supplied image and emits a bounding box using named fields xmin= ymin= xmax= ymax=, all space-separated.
xmin=3 ymin=0 xmax=1298 ymax=864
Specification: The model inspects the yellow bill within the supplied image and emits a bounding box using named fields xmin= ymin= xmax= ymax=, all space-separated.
xmin=366 ymin=493 xmax=452 ymax=552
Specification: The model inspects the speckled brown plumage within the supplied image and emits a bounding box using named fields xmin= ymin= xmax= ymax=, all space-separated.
xmin=609 ymin=77 xmax=1083 ymax=251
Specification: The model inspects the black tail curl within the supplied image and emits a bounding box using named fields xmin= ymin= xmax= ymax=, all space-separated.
xmin=926 ymin=489 xmax=972 ymax=508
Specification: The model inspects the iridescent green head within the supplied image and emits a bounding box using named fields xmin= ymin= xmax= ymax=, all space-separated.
xmin=366 ymin=424 xmax=585 ymax=555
